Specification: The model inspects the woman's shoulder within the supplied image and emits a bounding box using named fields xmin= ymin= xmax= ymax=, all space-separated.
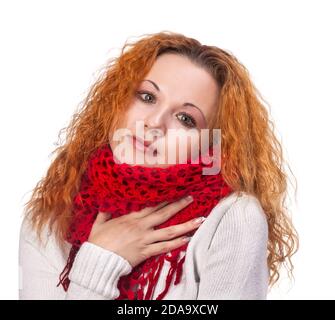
xmin=19 ymin=215 xmax=50 ymax=247
xmin=19 ymin=215 xmax=71 ymax=266
xmin=194 ymin=192 xmax=269 ymax=300
xmin=191 ymin=191 xmax=268 ymax=256
xmin=210 ymin=191 xmax=268 ymax=237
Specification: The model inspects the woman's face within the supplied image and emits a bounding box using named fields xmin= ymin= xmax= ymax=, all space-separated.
xmin=110 ymin=53 xmax=220 ymax=167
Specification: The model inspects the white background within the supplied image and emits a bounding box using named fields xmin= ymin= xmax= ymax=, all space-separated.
xmin=1 ymin=0 xmax=334 ymax=299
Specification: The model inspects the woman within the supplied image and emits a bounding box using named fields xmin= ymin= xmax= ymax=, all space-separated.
xmin=19 ymin=31 xmax=298 ymax=300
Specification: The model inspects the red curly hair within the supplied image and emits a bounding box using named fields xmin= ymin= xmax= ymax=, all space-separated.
xmin=23 ymin=31 xmax=299 ymax=289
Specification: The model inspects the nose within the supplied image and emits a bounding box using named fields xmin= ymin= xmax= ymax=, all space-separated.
xmin=143 ymin=107 xmax=168 ymax=136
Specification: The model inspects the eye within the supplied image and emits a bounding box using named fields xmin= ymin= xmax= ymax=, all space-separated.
xmin=136 ymin=90 xmax=197 ymax=128
xmin=176 ymin=112 xmax=197 ymax=128
xmin=136 ymin=91 xmax=156 ymax=104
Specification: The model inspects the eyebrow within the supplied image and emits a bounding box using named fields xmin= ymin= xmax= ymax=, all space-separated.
xmin=142 ymin=79 xmax=206 ymax=123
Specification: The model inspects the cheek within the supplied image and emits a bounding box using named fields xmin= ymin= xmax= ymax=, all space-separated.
xmin=123 ymin=100 xmax=148 ymax=126
xmin=164 ymin=130 xmax=201 ymax=163
xmin=123 ymin=106 xmax=137 ymax=127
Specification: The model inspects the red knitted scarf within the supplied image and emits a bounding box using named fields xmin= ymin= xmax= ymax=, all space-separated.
xmin=57 ymin=142 xmax=233 ymax=299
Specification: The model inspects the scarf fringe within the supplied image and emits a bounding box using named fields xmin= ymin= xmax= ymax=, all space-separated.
xmin=56 ymin=245 xmax=79 ymax=291
xmin=143 ymin=255 xmax=165 ymax=300
xmin=117 ymin=250 xmax=187 ymax=300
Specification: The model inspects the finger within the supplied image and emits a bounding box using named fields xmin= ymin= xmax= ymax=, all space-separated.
xmin=133 ymin=200 xmax=170 ymax=219
xmin=146 ymin=215 xmax=205 ymax=244
xmin=146 ymin=235 xmax=191 ymax=257
xmin=94 ymin=211 xmax=111 ymax=225
xmin=145 ymin=196 xmax=194 ymax=228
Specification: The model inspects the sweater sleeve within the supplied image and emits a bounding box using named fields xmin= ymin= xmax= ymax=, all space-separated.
xmin=197 ymin=195 xmax=270 ymax=299
xmin=67 ymin=241 xmax=133 ymax=299
xmin=18 ymin=219 xmax=133 ymax=300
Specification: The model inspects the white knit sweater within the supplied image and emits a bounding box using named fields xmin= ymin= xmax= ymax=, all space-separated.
xmin=18 ymin=191 xmax=269 ymax=300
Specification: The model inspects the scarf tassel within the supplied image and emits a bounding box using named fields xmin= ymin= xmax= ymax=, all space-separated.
xmin=56 ymin=245 xmax=79 ymax=291
xmin=143 ymin=255 xmax=165 ymax=300
xmin=155 ymin=252 xmax=186 ymax=300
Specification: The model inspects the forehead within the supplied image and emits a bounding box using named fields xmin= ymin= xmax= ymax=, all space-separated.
xmin=142 ymin=53 xmax=220 ymax=118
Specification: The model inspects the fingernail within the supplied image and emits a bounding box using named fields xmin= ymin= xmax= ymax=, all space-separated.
xmin=193 ymin=216 xmax=206 ymax=224
xmin=185 ymin=195 xmax=193 ymax=202
xmin=182 ymin=236 xmax=191 ymax=242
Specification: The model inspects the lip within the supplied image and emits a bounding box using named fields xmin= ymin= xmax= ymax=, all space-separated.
xmin=134 ymin=136 xmax=151 ymax=147
xmin=131 ymin=135 xmax=155 ymax=152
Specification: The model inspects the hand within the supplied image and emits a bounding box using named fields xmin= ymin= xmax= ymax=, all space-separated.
xmin=87 ymin=196 xmax=206 ymax=268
